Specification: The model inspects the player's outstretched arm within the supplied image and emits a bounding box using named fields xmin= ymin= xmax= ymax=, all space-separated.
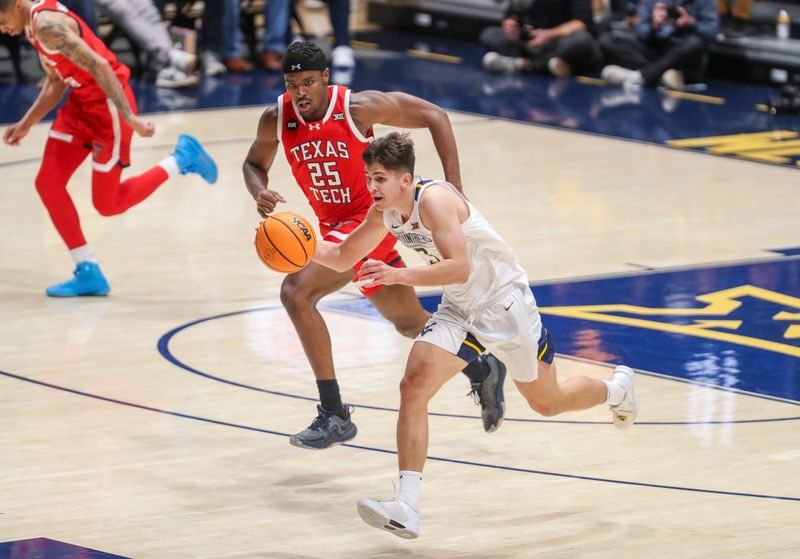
xmin=243 ymin=106 xmax=287 ymax=217
xmin=2 ymin=55 xmax=67 ymax=146
xmin=33 ymin=12 xmax=154 ymax=137
xmin=350 ymin=90 xmax=463 ymax=192
xmin=313 ymin=206 xmax=388 ymax=272
xmin=361 ymin=187 xmax=469 ymax=289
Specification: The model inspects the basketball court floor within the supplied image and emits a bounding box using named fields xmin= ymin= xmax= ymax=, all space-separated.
xmin=1 ymin=34 xmax=800 ymax=558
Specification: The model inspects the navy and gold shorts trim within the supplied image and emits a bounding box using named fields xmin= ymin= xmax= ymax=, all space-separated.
xmin=457 ymin=332 xmax=485 ymax=363
xmin=537 ymin=327 xmax=555 ymax=364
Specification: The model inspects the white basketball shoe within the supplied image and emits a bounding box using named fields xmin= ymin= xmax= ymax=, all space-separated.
xmin=357 ymin=496 xmax=420 ymax=539
xmin=609 ymin=365 xmax=639 ymax=429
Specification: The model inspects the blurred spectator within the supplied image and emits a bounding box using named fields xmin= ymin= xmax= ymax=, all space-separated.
xmin=201 ymin=0 xmax=253 ymax=75
xmin=260 ymin=0 xmax=291 ymax=70
xmin=61 ymin=0 xmax=99 ymax=33
xmin=100 ymin=0 xmax=198 ymax=88
xmin=0 ymin=34 xmax=24 ymax=81
xmin=325 ymin=0 xmax=355 ymax=69
xmin=599 ymin=0 xmax=719 ymax=89
xmin=718 ymin=0 xmax=752 ymax=21
xmin=718 ymin=0 xmax=752 ymax=31
xmin=480 ymin=0 xmax=603 ymax=76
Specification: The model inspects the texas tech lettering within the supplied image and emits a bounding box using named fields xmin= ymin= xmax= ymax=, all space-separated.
xmin=289 ymin=140 xmax=350 ymax=163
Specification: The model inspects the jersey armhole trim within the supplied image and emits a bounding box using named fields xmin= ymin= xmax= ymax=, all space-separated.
xmin=344 ymin=89 xmax=371 ymax=143
xmin=277 ymin=94 xmax=284 ymax=143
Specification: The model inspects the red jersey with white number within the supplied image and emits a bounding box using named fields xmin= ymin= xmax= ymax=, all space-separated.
xmin=278 ymin=85 xmax=375 ymax=226
xmin=26 ymin=0 xmax=130 ymax=103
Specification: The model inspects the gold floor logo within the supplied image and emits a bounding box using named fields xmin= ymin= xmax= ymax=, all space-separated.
xmin=542 ymin=285 xmax=800 ymax=358
xmin=668 ymin=131 xmax=800 ymax=165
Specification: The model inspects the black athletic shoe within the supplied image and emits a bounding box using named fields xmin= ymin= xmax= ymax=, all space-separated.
xmin=468 ymin=355 xmax=507 ymax=432
xmin=289 ymin=404 xmax=357 ymax=449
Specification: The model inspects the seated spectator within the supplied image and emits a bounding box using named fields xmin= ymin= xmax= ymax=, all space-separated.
xmin=480 ymin=0 xmax=603 ymax=76
xmin=599 ymin=0 xmax=719 ymax=89
xmin=96 ymin=0 xmax=198 ymax=88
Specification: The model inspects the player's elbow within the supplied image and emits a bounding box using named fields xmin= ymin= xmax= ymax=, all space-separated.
xmin=453 ymin=262 xmax=470 ymax=284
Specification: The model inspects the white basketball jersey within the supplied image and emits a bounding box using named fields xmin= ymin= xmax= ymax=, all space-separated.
xmin=383 ymin=178 xmax=527 ymax=310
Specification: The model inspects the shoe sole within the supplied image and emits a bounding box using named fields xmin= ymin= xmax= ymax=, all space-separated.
xmin=46 ymin=291 xmax=109 ymax=297
xmin=612 ymin=366 xmax=639 ymax=430
xmin=357 ymin=500 xmax=419 ymax=539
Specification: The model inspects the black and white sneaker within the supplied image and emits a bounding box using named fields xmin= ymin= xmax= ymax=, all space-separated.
xmin=289 ymin=404 xmax=357 ymax=449
xmin=357 ymin=495 xmax=420 ymax=539
xmin=467 ymin=354 xmax=507 ymax=432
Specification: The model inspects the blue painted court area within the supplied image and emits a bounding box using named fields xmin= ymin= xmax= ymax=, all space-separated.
xmin=0 ymin=538 xmax=130 ymax=559
xmin=325 ymin=257 xmax=800 ymax=403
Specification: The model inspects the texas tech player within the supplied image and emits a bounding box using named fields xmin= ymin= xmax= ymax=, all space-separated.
xmin=0 ymin=0 xmax=216 ymax=297
xmin=243 ymin=41 xmax=507 ymax=450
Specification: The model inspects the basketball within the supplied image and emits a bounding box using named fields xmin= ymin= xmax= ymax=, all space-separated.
xmin=254 ymin=211 xmax=317 ymax=273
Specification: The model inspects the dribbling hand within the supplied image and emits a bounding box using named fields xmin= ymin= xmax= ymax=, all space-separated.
xmin=3 ymin=121 xmax=30 ymax=146
xmin=256 ymin=189 xmax=287 ymax=217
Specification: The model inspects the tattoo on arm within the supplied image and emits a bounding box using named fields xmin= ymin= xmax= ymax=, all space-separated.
xmin=37 ymin=19 xmax=134 ymax=120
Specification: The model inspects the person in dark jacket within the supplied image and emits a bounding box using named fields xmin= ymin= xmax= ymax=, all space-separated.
xmin=481 ymin=0 xmax=602 ymax=76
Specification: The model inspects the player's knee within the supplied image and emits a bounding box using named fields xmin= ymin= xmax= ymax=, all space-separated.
xmin=279 ymin=276 xmax=316 ymax=312
xmin=92 ymin=193 xmax=122 ymax=216
xmin=399 ymin=370 xmax=431 ymax=404
xmin=34 ymin=173 xmax=60 ymax=200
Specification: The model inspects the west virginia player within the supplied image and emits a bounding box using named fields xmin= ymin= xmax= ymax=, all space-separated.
xmin=313 ymin=132 xmax=640 ymax=539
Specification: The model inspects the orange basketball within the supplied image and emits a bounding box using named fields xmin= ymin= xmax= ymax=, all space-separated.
xmin=254 ymin=212 xmax=317 ymax=273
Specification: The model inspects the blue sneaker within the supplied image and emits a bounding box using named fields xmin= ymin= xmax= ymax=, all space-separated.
xmin=172 ymin=134 xmax=218 ymax=184
xmin=46 ymin=262 xmax=110 ymax=297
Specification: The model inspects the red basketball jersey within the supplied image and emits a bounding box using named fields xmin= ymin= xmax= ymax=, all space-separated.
xmin=278 ymin=85 xmax=375 ymax=226
xmin=26 ymin=0 xmax=130 ymax=102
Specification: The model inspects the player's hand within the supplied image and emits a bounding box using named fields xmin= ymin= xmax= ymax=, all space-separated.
xmin=357 ymin=259 xmax=402 ymax=288
xmin=501 ymin=17 xmax=521 ymax=41
xmin=3 ymin=121 xmax=30 ymax=146
xmin=675 ymin=6 xmax=695 ymax=27
xmin=129 ymin=116 xmax=156 ymax=137
xmin=256 ymin=188 xmax=287 ymax=217
xmin=653 ymin=3 xmax=668 ymax=27
xmin=527 ymin=28 xmax=555 ymax=48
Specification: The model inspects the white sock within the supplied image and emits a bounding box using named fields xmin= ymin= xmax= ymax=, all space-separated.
xmin=70 ymin=245 xmax=97 ymax=265
xmin=604 ymin=379 xmax=625 ymax=406
xmin=159 ymin=155 xmax=181 ymax=177
xmin=398 ymin=470 xmax=422 ymax=511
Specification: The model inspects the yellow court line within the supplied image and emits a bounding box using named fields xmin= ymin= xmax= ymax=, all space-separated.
xmin=351 ymin=40 xmax=379 ymax=49
xmin=663 ymin=90 xmax=725 ymax=104
xmin=576 ymin=76 xmax=605 ymax=86
xmin=405 ymin=49 xmax=462 ymax=64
